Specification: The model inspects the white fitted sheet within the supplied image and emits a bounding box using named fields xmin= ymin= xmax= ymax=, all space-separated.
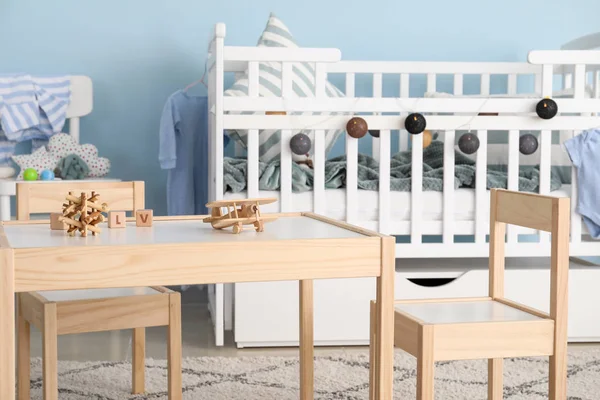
xmin=224 ymin=186 xmax=571 ymax=222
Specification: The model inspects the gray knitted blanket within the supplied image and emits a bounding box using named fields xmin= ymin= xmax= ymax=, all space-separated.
xmin=223 ymin=140 xmax=562 ymax=194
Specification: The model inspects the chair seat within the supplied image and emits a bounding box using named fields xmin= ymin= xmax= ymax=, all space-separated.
xmin=395 ymin=299 xmax=543 ymax=325
xmin=37 ymin=287 xmax=162 ymax=302
xmin=393 ymin=299 xmax=555 ymax=362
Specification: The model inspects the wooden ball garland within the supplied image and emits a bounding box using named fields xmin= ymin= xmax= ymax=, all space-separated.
xmin=346 ymin=117 xmax=369 ymax=139
xmin=290 ymin=133 xmax=312 ymax=155
xmin=405 ymin=113 xmax=427 ymax=135
xmin=519 ymin=133 xmax=539 ymax=155
xmin=368 ymin=130 xmax=380 ymax=138
xmin=458 ymin=133 xmax=480 ymax=155
xmin=536 ymin=98 xmax=558 ymax=120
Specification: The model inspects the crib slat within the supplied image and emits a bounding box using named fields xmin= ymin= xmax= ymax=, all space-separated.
xmin=346 ymin=73 xmax=355 ymax=97
xmin=246 ymin=62 xmax=260 ymax=198
xmin=570 ymin=64 xmax=586 ymax=244
xmin=279 ymin=63 xmax=294 ymax=212
xmin=480 ymin=74 xmax=490 ymax=95
xmin=507 ymin=129 xmax=520 ymax=243
xmin=313 ymin=63 xmax=327 ymax=214
xmin=346 ymin=73 xmax=357 ymax=223
xmin=372 ymin=73 xmax=383 ymax=161
xmin=595 ymin=71 xmax=600 ymax=100
xmin=378 ymin=129 xmax=391 ymax=233
xmin=443 ymin=130 xmax=455 ymax=244
xmin=475 ymin=130 xmax=488 ymax=243
xmin=508 ymin=74 xmax=517 ymax=95
xmin=427 ymin=73 xmax=436 ymax=93
xmin=248 ymin=62 xmax=259 ymax=96
xmin=538 ymin=64 xmax=554 ymax=243
xmin=314 ymin=131 xmax=326 ymax=214
xmin=247 ymin=130 xmax=259 ymax=198
xmin=454 ymin=74 xmax=463 ymax=95
xmin=399 ymin=74 xmax=410 ymax=152
xmin=411 ymin=130 xmax=423 ymax=243
xmin=346 ymin=136 xmax=359 ymax=223
xmin=280 ymin=131 xmax=293 ymax=211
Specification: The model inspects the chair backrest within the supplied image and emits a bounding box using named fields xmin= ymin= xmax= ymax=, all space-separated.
xmin=488 ymin=189 xmax=570 ymax=321
xmin=16 ymin=181 xmax=145 ymax=220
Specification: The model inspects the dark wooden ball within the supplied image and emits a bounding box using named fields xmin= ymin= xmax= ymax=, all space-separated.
xmin=346 ymin=117 xmax=368 ymax=139
xmin=458 ymin=133 xmax=480 ymax=155
xmin=519 ymin=133 xmax=538 ymax=155
xmin=405 ymin=113 xmax=426 ymax=135
xmin=290 ymin=133 xmax=312 ymax=155
xmin=368 ymin=130 xmax=380 ymax=138
xmin=536 ymin=98 xmax=558 ymax=120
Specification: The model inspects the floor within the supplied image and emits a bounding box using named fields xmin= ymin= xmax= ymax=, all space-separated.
xmin=26 ymin=286 xmax=598 ymax=362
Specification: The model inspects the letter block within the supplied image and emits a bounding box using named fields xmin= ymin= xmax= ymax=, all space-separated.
xmin=108 ymin=211 xmax=126 ymax=228
xmin=136 ymin=209 xmax=153 ymax=227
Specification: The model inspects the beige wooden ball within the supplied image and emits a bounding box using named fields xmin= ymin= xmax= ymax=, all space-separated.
xmin=410 ymin=130 xmax=433 ymax=148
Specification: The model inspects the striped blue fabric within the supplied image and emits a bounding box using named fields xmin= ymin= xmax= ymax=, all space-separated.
xmin=224 ymin=13 xmax=346 ymax=164
xmin=0 ymin=74 xmax=70 ymax=165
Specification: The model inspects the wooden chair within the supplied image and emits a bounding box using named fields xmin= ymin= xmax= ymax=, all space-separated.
xmin=15 ymin=181 xmax=182 ymax=400
xmin=369 ymin=189 xmax=570 ymax=400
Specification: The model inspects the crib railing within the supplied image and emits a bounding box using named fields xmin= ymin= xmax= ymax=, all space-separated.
xmin=208 ymin=23 xmax=600 ymax=257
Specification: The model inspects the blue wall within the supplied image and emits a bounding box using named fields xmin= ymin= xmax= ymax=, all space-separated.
xmin=1 ymin=0 xmax=598 ymax=216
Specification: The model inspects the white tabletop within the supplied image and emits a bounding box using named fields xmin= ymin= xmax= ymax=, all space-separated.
xmin=39 ymin=287 xmax=160 ymax=302
xmin=3 ymin=216 xmax=366 ymax=249
xmin=395 ymin=300 xmax=543 ymax=324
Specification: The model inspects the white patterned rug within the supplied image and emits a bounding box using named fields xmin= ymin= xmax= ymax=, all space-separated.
xmin=26 ymin=348 xmax=600 ymax=399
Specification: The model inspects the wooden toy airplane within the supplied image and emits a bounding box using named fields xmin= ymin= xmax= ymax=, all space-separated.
xmin=203 ymin=197 xmax=278 ymax=234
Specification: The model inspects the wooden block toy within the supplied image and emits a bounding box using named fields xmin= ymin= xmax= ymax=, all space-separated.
xmin=50 ymin=213 xmax=68 ymax=230
xmin=136 ymin=209 xmax=153 ymax=227
xmin=108 ymin=211 xmax=126 ymax=228
xmin=60 ymin=191 xmax=110 ymax=237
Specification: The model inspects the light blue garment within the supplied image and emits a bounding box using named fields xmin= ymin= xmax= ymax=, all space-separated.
xmin=159 ymin=90 xmax=230 ymax=216
xmin=564 ymin=129 xmax=600 ymax=238
xmin=0 ymin=74 xmax=70 ymax=165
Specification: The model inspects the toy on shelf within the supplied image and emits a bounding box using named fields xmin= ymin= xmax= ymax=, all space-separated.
xmin=40 ymin=170 xmax=55 ymax=181
xmin=58 ymin=191 xmax=110 ymax=237
xmin=203 ymin=198 xmax=278 ymax=234
xmin=23 ymin=168 xmax=38 ymax=181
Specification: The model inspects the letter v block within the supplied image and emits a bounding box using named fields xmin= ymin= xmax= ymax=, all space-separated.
xmin=136 ymin=209 xmax=153 ymax=227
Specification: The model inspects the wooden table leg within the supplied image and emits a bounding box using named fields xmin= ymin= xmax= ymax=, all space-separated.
xmin=168 ymin=292 xmax=182 ymax=400
xmin=299 ymin=280 xmax=314 ymax=400
xmin=375 ymin=237 xmax=395 ymax=400
xmin=132 ymin=328 xmax=146 ymax=394
xmin=0 ymin=249 xmax=15 ymax=400
xmin=17 ymin=296 xmax=31 ymax=400
xmin=369 ymin=300 xmax=378 ymax=400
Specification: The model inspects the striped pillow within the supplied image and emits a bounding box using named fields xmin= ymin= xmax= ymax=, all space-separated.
xmin=224 ymin=13 xmax=345 ymax=164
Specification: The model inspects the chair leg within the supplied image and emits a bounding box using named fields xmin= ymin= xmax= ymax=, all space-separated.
xmin=168 ymin=292 xmax=182 ymax=400
xmin=17 ymin=296 xmax=31 ymax=400
xmin=488 ymin=358 xmax=503 ymax=399
xmin=132 ymin=328 xmax=145 ymax=394
xmin=369 ymin=300 xmax=378 ymax=400
xmin=549 ymin=349 xmax=568 ymax=399
xmin=42 ymin=303 xmax=58 ymax=400
xmin=417 ymin=325 xmax=434 ymax=400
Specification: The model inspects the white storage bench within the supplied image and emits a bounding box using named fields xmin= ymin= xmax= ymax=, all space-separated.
xmin=233 ymin=258 xmax=600 ymax=347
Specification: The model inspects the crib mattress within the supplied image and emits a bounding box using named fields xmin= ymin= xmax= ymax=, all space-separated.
xmin=223 ymin=186 xmax=572 ymax=222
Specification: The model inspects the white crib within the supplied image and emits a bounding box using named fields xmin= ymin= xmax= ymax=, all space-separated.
xmin=206 ymin=23 xmax=600 ymax=347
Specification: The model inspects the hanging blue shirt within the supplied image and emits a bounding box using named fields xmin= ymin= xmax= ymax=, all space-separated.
xmin=564 ymin=129 xmax=600 ymax=238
